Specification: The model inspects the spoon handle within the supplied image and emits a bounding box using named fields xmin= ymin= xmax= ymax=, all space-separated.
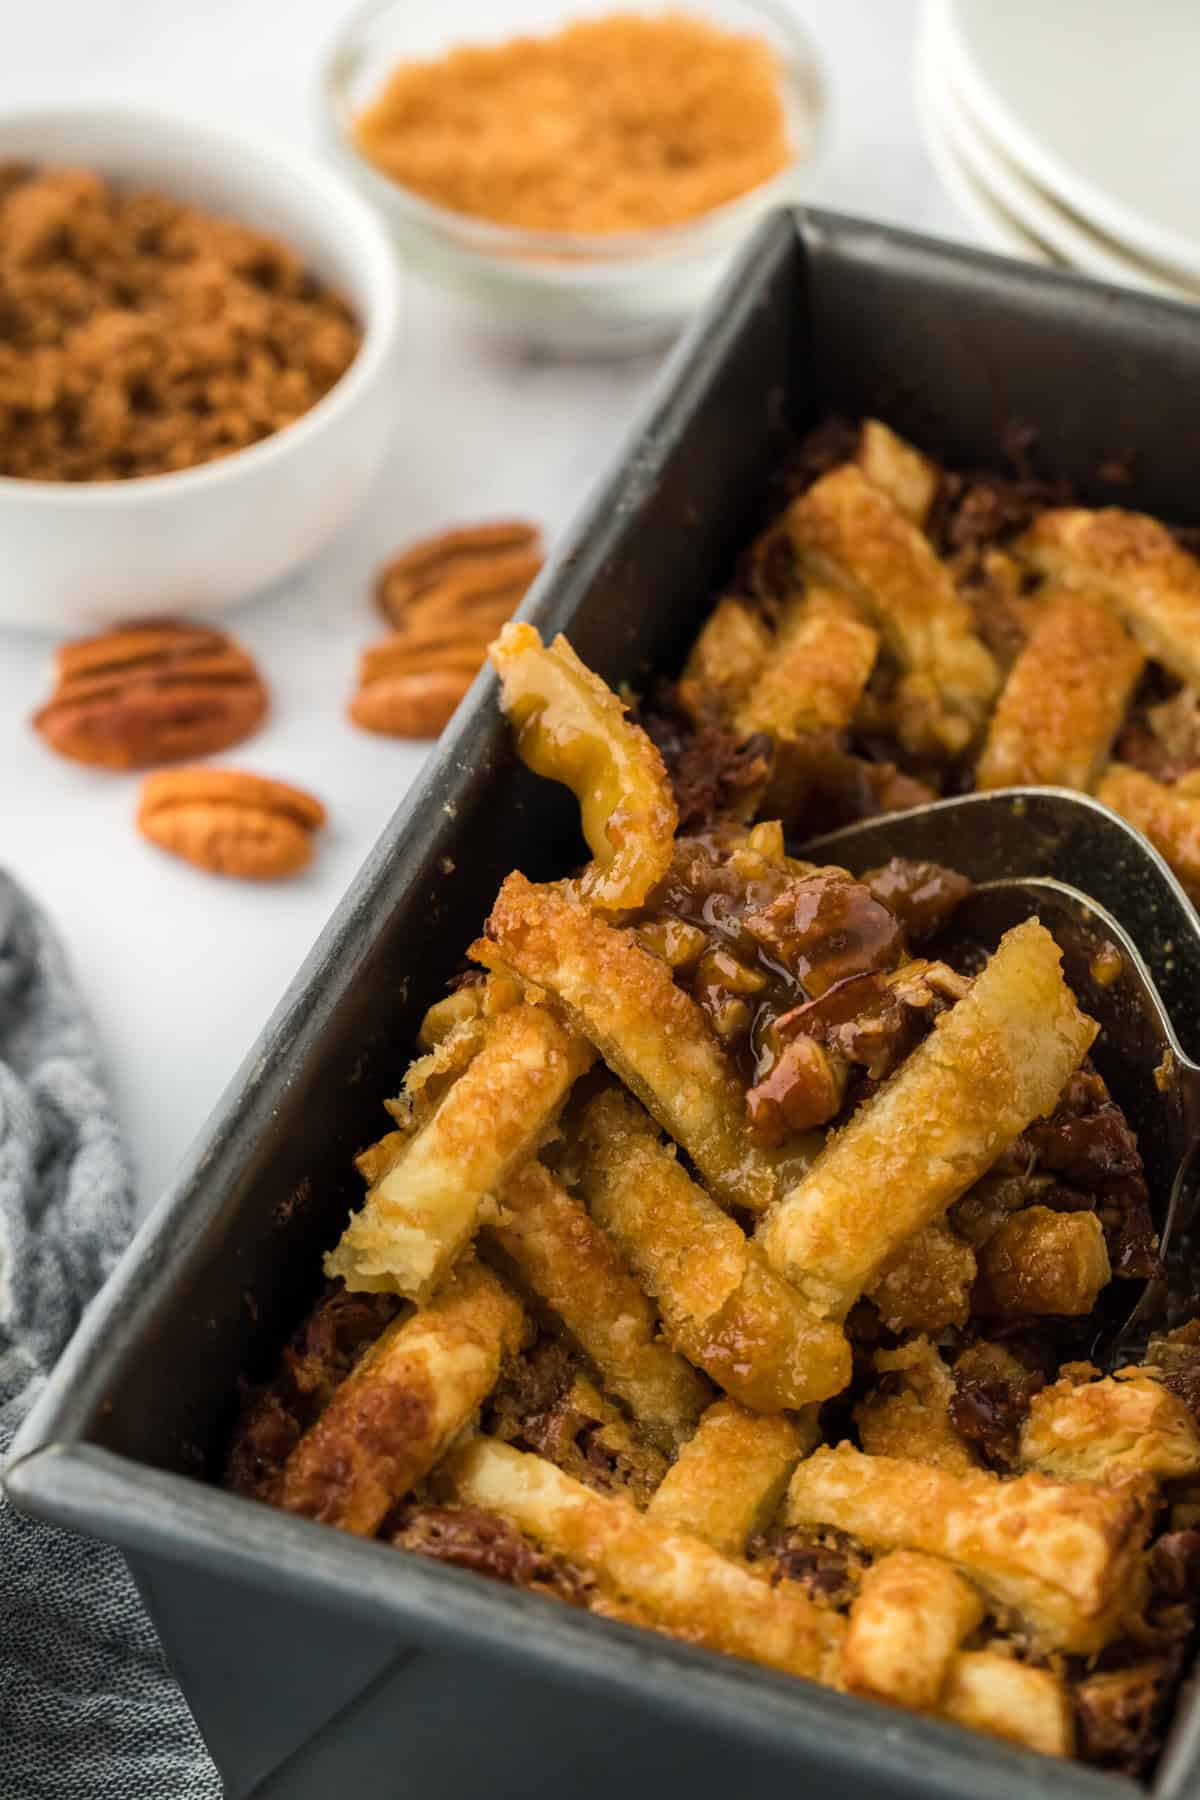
xmin=1106 ymin=1059 xmax=1200 ymax=1364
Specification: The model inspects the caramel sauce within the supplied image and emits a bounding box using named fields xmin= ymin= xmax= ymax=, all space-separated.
xmin=633 ymin=836 xmax=977 ymax=1149
xmin=634 ymin=834 xmax=918 ymax=1138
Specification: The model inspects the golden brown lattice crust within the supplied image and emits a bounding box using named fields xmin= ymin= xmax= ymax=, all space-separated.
xmin=226 ymin=547 xmax=1200 ymax=1774
xmin=783 ymin=465 xmax=999 ymax=757
xmin=647 ymin=1400 xmax=811 ymax=1554
xmin=976 ymin=589 xmax=1144 ymax=791
xmin=856 ymin=419 xmax=939 ymax=526
xmin=865 ymin=1219 xmax=977 ymax=1334
xmin=575 ymin=1088 xmax=851 ymax=1412
xmin=378 ymin=983 xmax=507 ymax=1145
xmin=1021 ymin=507 xmax=1200 ymax=689
xmin=855 ymin=1338 xmax=978 ymax=1474
xmin=679 ymin=596 xmax=773 ymax=723
xmin=1021 ymin=1372 xmax=1200 ymax=1483
xmin=665 ymin=420 xmax=1200 ymax=908
xmin=757 ymin=919 xmax=1096 ymax=1319
xmin=325 ymin=1003 xmax=593 ymax=1299
xmin=485 ymin=1159 xmax=710 ymax=1451
xmin=734 ymin=589 xmax=879 ymax=741
xmin=476 ymin=874 xmax=783 ymax=1214
xmin=277 ymin=1262 xmax=524 ymax=1535
xmin=941 ymin=1653 xmax=1074 ymax=1758
xmin=786 ymin=1443 xmax=1149 ymax=1653
xmin=841 ymin=1550 xmax=983 ymax=1712
xmin=490 ymin=623 xmax=677 ymax=912
xmin=1097 ymin=764 xmax=1200 ymax=900
xmin=442 ymin=1436 xmax=844 ymax=1682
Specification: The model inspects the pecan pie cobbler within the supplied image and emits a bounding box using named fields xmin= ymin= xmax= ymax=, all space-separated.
xmin=228 ymin=422 xmax=1200 ymax=1777
xmin=641 ymin=416 xmax=1200 ymax=893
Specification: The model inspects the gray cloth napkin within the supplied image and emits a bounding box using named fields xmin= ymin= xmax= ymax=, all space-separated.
xmin=0 ymin=872 xmax=220 ymax=1799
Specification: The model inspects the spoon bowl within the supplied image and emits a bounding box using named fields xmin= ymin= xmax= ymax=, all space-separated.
xmin=803 ymin=789 xmax=1200 ymax=1365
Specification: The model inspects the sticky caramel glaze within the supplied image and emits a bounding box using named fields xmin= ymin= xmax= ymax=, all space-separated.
xmin=634 ymin=830 xmax=905 ymax=1086
xmin=627 ymin=832 xmax=974 ymax=1148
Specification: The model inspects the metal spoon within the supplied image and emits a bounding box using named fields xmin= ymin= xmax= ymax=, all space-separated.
xmin=802 ymin=788 xmax=1200 ymax=1366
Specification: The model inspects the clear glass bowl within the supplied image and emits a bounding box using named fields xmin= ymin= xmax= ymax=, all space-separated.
xmin=318 ymin=0 xmax=827 ymax=355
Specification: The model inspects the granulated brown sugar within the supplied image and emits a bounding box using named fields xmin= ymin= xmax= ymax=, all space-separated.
xmin=353 ymin=11 xmax=793 ymax=234
xmin=0 ymin=164 xmax=362 ymax=482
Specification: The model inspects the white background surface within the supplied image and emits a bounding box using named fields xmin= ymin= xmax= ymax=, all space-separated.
xmin=1 ymin=0 xmax=966 ymax=1214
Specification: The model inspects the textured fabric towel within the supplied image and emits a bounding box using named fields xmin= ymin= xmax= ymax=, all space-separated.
xmin=0 ymin=872 xmax=219 ymax=1798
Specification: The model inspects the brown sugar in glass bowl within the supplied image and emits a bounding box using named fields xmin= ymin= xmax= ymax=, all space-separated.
xmin=321 ymin=0 xmax=822 ymax=354
xmin=351 ymin=11 xmax=793 ymax=235
xmin=0 ymin=162 xmax=362 ymax=483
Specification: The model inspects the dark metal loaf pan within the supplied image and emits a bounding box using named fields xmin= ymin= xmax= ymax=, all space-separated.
xmin=9 ymin=209 xmax=1200 ymax=1800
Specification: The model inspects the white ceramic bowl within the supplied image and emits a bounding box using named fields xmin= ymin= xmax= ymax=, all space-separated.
xmin=319 ymin=0 xmax=826 ymax=356
xmin=0 ymin=105 xmax=403 ymax=633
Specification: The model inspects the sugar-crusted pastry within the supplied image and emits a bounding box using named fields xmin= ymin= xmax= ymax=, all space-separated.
xmin=230 ymin=492 xmax=1200 ymax=1776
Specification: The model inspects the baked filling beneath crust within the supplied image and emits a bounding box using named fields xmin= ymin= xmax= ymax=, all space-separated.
xmin=227 ymin=426 xmax=1200 ymax=1779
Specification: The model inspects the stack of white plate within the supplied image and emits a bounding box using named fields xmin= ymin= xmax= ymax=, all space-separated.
xmin=917 ymin=0 xmax=1200 ymax=302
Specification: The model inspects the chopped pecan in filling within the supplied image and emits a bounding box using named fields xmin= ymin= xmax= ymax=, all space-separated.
xmin=1026 ymin=1070 xmax=1160 ymax=1280
xmin=630 ymin=832 xmax=969 ymax=1148
xmin=756 ymin=1524 xmax=870 ymax=1609
xmin=949 ymin=1341 xmax=1046 ymax=1471
xmin=1147 ymin=1321 xmax=1200 ymax=1424
xmin=390 ymin=1503 xmax=592 ymax=1604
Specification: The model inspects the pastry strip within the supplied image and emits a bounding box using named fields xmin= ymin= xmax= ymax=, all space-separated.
xmin=783 ymin=465 xmax=999 ymax=756
xmin=370 ymin=977 xmax=519 ymax=1153
xmin=1097 ymin=764 xmax=1200 ymax=899
xmin=278 ymin=1261 xmax=524 ymax=1535
xmin=646 ymin=1400 xmax=813 ymax=1555
xmin=576 ymin=1088 xmax=851 ymax=1411
xmin=486 ymin=1159 xmax=710 ymax=1452
xmin=443 ymin=1435 xmax=843 ymax=1681
xmin=856 ymin=419 xmax=938 ymax=527
xmin=678 ymin=595 xmax=772 ymax=723
xmin=475 ymin=873 xmax=783 ymax=1214
xmin=756 ymin=919 xmax=1096 ymax=1319
xmin=854 ymin=1338 xmax=977 ymax=1474
xmin=734 ymin=588 xmax=879 ymax=740
xmin=1021 ymin=506 xmax=1200 ymax=689
xmin=841 ymin=1551 xmax=983 ymax=1712
xmin=785 ymin=1443 xmax=1148 ymax=1653
xmin=1020 ymin=1372 xmax=1200 ymax=1483
xmin=975 ymin=588 xmax=1144 ymax=791
xmin=326 ymin=1002 xmax=593 ymax=1299
xmin=843 ymin=1532 xmax=1071 ymax=1753
xmin=489 ymin=622 xmax=677 ymax=911
xmin=941 ymin=1653 xmax=1074 ymax=1758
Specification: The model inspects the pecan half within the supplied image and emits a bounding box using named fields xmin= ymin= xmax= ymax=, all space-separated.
xmin=352 ymin=519 xmax=543 ymax=739
xmin=32 ymin=619 xmax=268 ymax=770
xmin=137 ymin=768 xmax=325 ymax=880
xmin=375 ymin=519 xmax=542 ymax=630
xmin=350 ymin=666 xmax=480 ymax=738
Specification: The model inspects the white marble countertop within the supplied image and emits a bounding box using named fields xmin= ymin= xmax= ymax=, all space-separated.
xmin=1 ymin=0 xmax=970 ymax=1214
